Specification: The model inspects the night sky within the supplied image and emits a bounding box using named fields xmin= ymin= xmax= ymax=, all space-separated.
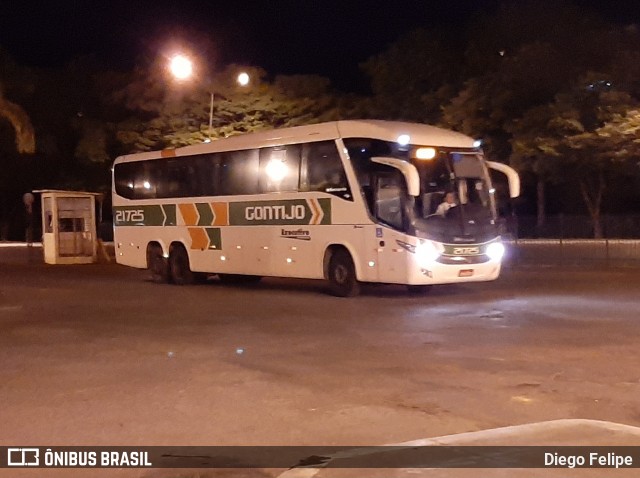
xmin=2 ymin=0 xmax=640 ymax=91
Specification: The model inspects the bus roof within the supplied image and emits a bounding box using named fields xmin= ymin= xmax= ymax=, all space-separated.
xmin=113 ymin=120 xmax=476 ymax=164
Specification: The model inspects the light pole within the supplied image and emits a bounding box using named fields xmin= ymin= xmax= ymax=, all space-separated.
xmin=168 ymin=54 xmax=250 ymax=142
xmin=207 ymin=92 xmax=214 ymax=142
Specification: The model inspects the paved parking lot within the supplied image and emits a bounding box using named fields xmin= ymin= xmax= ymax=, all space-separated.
xmin=1 ymin=248 xmax=639 ymax=476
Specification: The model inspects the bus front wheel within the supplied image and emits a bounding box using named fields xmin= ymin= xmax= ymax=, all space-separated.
xmin=327 ymin=249 xmax=360 ymax=297
xmin=147 ymin=244 xmax=169 ymax=283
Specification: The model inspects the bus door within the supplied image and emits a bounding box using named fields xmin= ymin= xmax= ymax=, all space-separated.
xmin=371 ymin=170 xmax=408 ymax=284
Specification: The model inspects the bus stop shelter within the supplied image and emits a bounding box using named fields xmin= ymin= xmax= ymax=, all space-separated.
xmin=34 ymin=190 xmax=100 ymax=264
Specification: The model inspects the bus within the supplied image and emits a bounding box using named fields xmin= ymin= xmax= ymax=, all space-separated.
xmin=112 ymin=120 xmax=520 ymax=296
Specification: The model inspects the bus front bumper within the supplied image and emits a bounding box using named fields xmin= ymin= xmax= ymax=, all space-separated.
xmin=407 ymin=257 xmax=502 ymax=285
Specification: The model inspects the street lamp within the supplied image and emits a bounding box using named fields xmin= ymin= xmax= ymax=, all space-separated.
xmin=237 ymin=72 xmax=250 ymax=86
xmin=169 ymin=55 xmax=193 ymax=81
xmin=168 ymin=54 xmax=250 ymax=141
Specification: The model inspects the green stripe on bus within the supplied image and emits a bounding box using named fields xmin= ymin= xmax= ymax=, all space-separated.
xmin=317 ymin=198 xmax=331 ymax=225
xmin=205 ymin=228 xmax=222 ymax=249
xmin=115 ymin=198 xmax=332 ymax=227
xmin=161 ymin=204 xmax=177 ymax=226
xmin=114 ymin=205 xmax=164 ymax=226
xmin=228 ymin=199 xmax=332 ymax=226
xmin=196 ymin=203 xmax=214 ymax=226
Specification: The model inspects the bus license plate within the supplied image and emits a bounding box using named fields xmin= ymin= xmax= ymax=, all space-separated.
xmin=459 ymin=269 xmax=474 ymax=277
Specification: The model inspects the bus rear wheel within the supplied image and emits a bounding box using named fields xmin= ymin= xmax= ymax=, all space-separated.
xmin=327 ymin=249 xmax=360 ymax=297
xmin=147 ymin=244 xmax=169 ymax=283
xmin=169 ymin=244 xmax=199 ymax=285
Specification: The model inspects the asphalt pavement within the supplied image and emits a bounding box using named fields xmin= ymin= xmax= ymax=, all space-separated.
xmin=1 ymin=246 xmax=639 ymax=477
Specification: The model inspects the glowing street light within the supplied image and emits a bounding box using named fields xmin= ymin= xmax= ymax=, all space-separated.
xmin=169 ymin=55 xmax=193 ymax=81
xmin=237 ymin=72 xmax=250 ymax=86
xmin=168 ymin=55 xmax=250 ymax=141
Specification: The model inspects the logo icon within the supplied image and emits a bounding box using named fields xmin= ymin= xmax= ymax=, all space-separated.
xmin=8 ymin=448 xmax=39 ymax=466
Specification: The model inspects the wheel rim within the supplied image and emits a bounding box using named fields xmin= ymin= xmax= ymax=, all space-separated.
xmin=334 ymin=264 xmax=349 ymax=284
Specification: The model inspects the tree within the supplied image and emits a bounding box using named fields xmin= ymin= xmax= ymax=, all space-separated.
xmin=113 ymin=63 xmax=346 ymax=151
xmin=0 ymin=89 xmax=35 ymax=154
xmin=508 ymin=104 xmax=566 ymax=231
xmin=0 ymin=48 xmax=35 ymax=154
xmin=361 ymin=29 xmax=463 ymax=123
xmin=0 ymin=49 xmax=37 ymax=239
xmin=440 ymin=4 xmax=640 ymax=232
xmin=524 ymin=81 xmax=640 ymax=238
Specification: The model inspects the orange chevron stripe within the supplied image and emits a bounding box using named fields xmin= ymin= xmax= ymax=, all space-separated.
xmin=179 ymin=204 xmax=198 ymax=226
xmin=188 ymin=228 xmax=209 ymax=250
xmin=309 ymin=198 xmax=320 ymax=225
xmin=211 ymin=202 xmax=228 ymax=226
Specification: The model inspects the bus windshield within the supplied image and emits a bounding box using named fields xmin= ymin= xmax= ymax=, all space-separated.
xmin=413 ymin=152 xmax=497 ymax=243
xmin=416 ymin=152 xmax=495 ymax=218
xmin=344 ymin=138 xmax=497 ymax=242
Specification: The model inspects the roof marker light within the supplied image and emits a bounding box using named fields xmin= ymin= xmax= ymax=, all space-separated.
xmin=397 ymin=134 xmax=410 ymax=146
xmin=415 ymin=147 xmax=437 ymax=160
xmin=473 ymin=139 xmax=483 ymax=148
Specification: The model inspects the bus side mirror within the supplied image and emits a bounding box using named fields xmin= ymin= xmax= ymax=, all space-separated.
xmin=486 ymin=161 xmax=520 ymax=198
xmin=371 ymin=157 xmax=420 ymax=196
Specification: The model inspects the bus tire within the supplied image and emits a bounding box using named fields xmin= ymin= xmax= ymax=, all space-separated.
xmin=327 ymin=249 xmax=360 ymax=297
xmin=147 ymin=244 xmax=169 ymax=283
xmin=169 ymin=244 xmax=197 ymax=285
xmin=407 ymin=284 xmax=432 ymax=295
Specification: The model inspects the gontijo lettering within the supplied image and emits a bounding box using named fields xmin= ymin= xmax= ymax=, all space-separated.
xmin=245 ymin=204 xmax=306 ymax=221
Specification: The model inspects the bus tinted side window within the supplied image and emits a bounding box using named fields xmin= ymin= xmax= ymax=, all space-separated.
xmin=152 ymin=154 xmax=220 ymax=198
xmin=303 ymin=141 xmax=352 ymax=201
xmin=198 ymin=153 xmax=222 ymax=196
xmin=114 ymin=142 xmax=353 ymax=200
xmin=259 ymin=145 xmax=301 ymax=193
xmin=114 ymin=161 xmax=157 ymax=200
xmin=220 ymin=149 xmax=259 ymax=195
xmin=114 ymin=162 xmax=137 ymax=199
xmin=163 ymin=158 xmax=198 ymax=197
xmin=343 ymin=138 xmax=393 ymax=189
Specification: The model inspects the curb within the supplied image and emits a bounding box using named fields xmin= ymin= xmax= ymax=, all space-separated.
xmin=276 ymin=419 xmax=640 ymax=477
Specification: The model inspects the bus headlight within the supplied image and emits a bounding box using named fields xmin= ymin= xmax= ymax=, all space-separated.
xmin=415 ymin=241 xmax=441 ymax=266
xmin=486 ymin=242 xmax=505 ymax=261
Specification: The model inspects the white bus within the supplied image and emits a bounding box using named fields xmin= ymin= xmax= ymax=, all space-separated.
xmin=112 ymin=120 xmax=520 ymax=296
